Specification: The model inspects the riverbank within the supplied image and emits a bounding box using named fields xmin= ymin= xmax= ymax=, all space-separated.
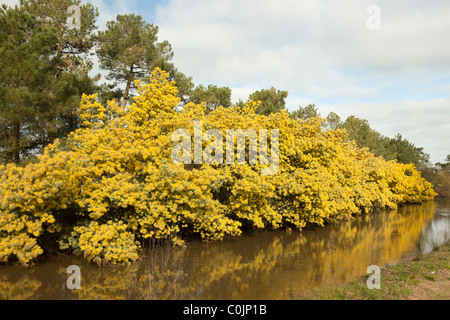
xmin=297 ymin=241 xmax=450 ymax=300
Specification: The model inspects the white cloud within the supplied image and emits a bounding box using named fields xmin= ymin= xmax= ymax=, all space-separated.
xmin=154 ymin=0 xmax=450 ymax=163
xmin=1 ymin=0 xmax=19 ymax=7
xmin=155 ymin=0 xmax=450 ymax=86
xmin=86 ymin=0 xmax=138 ymax=30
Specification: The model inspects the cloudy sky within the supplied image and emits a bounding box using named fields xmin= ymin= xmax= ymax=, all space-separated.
xmin=3 ymin=0 xmax=450 ymax=164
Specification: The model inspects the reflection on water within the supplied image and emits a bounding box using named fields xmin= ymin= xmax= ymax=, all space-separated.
xmin=1 ymin=201 xmax=449 ymax=300
xmin=420 ymin=206 xmax=450 ymax=254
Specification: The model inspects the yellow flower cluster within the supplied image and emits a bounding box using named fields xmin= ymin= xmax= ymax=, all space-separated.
xmin=70 ymin=220 xmax=139 ymax=266
xmin=0 ymin=68 xmax=436 ymax=266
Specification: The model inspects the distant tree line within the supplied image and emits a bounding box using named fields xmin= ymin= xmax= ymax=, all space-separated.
xmin=288 ymin=106 xmax=450 ymax=198
xmin=289 ymin=104 xmax=431 ymax=169
xmin=421 ymin=155 xmax=450 ymax=198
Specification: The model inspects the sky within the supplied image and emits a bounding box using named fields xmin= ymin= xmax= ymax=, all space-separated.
xmin=2 ymin=0 xmax=450 ymax=164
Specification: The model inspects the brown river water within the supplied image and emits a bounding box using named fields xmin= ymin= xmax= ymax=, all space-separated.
xmin=1 ymin=200 xmax=449 ymax=300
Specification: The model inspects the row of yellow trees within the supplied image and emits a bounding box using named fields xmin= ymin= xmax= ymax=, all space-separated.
xmin=0 ymin=69 xmax=437 ymax=266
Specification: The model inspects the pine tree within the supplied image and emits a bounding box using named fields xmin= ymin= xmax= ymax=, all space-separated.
xmin=0 ymin=2 xmax=99 ymax=164
xmin=290 ymin=104 xmax=320 ymax=120
xmin=97 ymin=14 xmax=176 ymax=109
xmin=20 ymin=0 xmax=99 ymax=140
xmin=188 ymin=84 xmax=232 ymax=113
xmin=0 ymin=5 xmax=59 ymax=163
xmin=242 ymin=87 xmax=288 ymax=116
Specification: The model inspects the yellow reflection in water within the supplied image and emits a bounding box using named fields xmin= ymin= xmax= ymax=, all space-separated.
xmin=0 ymin=202 xmax=442 ymax=299
xmin=186 ymin=202 xmax=437 ymax=299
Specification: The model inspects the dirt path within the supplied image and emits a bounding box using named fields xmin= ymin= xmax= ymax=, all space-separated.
xmin=298 ymin=242 xmax=450 ymax=300
xmin=404 ymin=247 xmax=450 ymax=300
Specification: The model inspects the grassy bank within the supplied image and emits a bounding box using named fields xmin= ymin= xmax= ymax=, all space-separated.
xmin=297 ymin=241 xmax=450 ymax=300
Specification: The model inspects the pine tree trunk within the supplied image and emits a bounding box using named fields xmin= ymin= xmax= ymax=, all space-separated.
xmin=54 ymin=41 xmax=65 ymax=80
xmin=13 ymin=118 xmax=21 ymax=164
xmin=122 ymin=64 xmax=134 ymax=109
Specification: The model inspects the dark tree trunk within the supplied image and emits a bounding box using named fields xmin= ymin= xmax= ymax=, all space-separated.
xmin=13 ymin=118 xmax=21 ymax=164
xmin=122 ymin=64 xmax=134 ymax=109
